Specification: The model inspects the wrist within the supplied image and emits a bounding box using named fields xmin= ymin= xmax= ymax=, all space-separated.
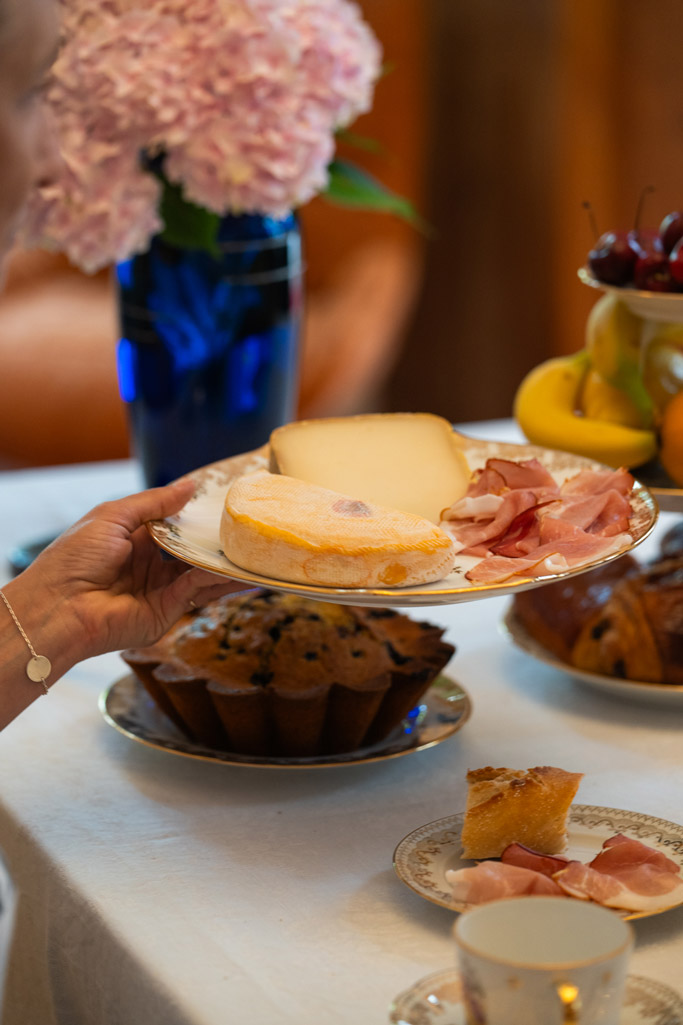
xmin=2 ymin=570 xmax=85 ymax=683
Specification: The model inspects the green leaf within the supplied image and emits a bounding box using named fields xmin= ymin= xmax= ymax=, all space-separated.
xmin=324 ymin=159 xmax=430 ymax=232
xmin=159 ymin=179 xmax=221 ymax=255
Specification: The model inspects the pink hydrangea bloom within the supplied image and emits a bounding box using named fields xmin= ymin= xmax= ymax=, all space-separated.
xmin=21 ymin=0 xmax=381 ymax=272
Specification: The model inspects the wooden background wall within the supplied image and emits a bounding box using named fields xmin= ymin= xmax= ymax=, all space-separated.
xmin=384 ymin=0 xmax=683 ymax=424
xmin=2 ymin=0 xmax=683 ymax=466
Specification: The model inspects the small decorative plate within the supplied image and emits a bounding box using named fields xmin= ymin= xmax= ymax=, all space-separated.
xmin=389 ymin=969 xmax=683 ymax=1025
xmin=147 ymin=435 xmax=657 ymax=608
xmin=578 ymin=266 xmax=683 ymax=324
xmin=392 ymin=805 xmax=683 ymax=921
xmin=99 ymin=673 xmax=472 ymax=769
xmin=502 ymin=607 xmax=683 ymax=709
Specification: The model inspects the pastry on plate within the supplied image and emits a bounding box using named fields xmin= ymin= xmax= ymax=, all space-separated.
xmin=121 ymin=590 xmax=454 ymax=757
xmin=572 ymin=557 xmax=683 ymax=684
xmin=512 ymin=550 xmax=683 ymax=686
xmin=510 ymin=555 xmax=638 ymax=663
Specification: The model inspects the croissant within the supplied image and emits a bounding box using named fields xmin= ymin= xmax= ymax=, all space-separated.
xmin=572 ymin=558 xmax=683 ymax=685
xmin=511 ymin=555 xmax=639 ymax=663
xmin=659 ymin=520 xmax=683 ymax=561
xmin=512 ymin=550 xmax=683 ymax=686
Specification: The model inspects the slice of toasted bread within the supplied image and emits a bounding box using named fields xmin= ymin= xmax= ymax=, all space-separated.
xmin=460 ymin=765 xmax=584 ymax=860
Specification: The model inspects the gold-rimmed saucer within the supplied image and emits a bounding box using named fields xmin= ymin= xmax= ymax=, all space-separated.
xmin=99 ymin=672 xmax=472 ymax=769
xmin=389 ymin=969 xmax=683 ymax=1025
xmin=392 ymin=805 xmax=683 ymax=921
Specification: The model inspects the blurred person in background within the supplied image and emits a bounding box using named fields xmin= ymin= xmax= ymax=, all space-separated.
xmin=0 ymin=0 xmax=243 ymax=729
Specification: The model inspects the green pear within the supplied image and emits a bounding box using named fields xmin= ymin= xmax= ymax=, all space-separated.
xmin=642 ymin=323 xmax=683 ymax=416
xmin=584 ymin=294 xmax=654 ymax=427
xmin=580 ymin=368 xmax=648 ymax=428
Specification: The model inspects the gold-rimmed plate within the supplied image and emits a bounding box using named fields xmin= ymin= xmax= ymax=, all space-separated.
xmin=99 ymin=673 xmax=472 ymax=769
xmin=392 ymin=805 xmax=683 ymax=921
xmin=389 ymin=969 xmax=683 ymax=1025
xmin=623 ymin=460 xmax=683 ymax=514
xmin=502 ymin=606 xmax=683 ymax=709
xmin=147 ymin=435 xmax=657 ymax=608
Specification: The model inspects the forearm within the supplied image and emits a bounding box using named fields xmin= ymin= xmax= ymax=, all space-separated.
xmin=0 ymin=571 xmax=83 ymax=729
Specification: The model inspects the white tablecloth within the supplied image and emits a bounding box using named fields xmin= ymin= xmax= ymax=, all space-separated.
xmin=0 ymin=424 xmax=682 ymax=1025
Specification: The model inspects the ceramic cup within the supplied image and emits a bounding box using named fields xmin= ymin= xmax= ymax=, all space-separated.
xmin=453 ymin=896 xmax=634 ymax=1025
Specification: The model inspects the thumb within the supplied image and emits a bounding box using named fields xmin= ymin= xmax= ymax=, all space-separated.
xmin=101 ymin=479 xmax=197 ymax=534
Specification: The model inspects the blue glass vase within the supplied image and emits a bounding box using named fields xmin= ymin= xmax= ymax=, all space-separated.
xmin=116 ymin=213 xmax=303 ymax=487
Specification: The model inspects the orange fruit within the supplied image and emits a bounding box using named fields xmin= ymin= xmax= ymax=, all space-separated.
xmin=659 ymin=389 xmax=683 ymax=486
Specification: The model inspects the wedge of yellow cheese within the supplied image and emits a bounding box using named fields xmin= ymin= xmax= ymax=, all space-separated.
xmin=269 ymin=412 xmax=470 ymax=524
xmin=220 ymin=470 xmax=457 ymax=588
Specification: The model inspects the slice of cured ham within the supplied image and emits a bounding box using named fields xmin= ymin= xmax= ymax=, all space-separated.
xmin=500 ymin=842 xmax=572 ymax=878
xmin=551 ymin=832 xmax=683 ymax=911
xmin=440 ymin=456 xmax=635 ymax=584
xmin=489 ymin=505 xmax=545 ymax=558
xmin=545 ymin=490 xmax=631 ymax=537
xmin=484 ymin=458 xmax=558 ymax=492
xmin=553 ymin=859 xmax=683 ymax=912
xmin=447 ymin=834 xmax=683 ymax=913
xmin=464 ymin=533 xmax=631 ymax=585
xmin=446 ymin=861 xmax=565 ymax=904
xmin=561 ymin=467 xmax=634 ymax=497
xmin=446 ymin=490 xmax=542 ymax=557
xmin=589 ymin=833 xmax=680 ymax=875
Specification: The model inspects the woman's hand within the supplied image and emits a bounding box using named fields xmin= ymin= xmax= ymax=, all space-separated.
xmin=11 ymin=479 xmax=245 ymax=665
xmin=1 ymin=480 xmax=246 ymax=728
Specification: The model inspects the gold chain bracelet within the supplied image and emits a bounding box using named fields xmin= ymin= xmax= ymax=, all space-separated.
xmin=0 ymin=590 xmax=51 ymax=695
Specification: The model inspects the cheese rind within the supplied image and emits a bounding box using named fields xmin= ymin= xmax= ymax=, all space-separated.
xmin=269 ymin=413 xmax=470 ymax=524
xmin=220 ymin=470 xmax=457 ymax=588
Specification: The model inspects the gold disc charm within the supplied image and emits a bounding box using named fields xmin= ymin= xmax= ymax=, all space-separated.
xmin=26 ymin=655 xmax=52 ymax=684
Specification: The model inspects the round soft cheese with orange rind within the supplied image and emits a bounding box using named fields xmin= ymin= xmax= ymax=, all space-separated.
xmin=220 ymin=470 xmax=457 ymax=588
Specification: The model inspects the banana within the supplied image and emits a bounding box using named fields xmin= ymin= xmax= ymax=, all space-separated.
xmin=513 ymin=352 xmax=658 ymax=468
xmin=585 ymin=294 xmax=654 ymax=427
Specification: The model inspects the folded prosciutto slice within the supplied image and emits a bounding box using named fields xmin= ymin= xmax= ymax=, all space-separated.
xmin=445 ymin=489 xmax=543 ymax=558
xmin=477 ymin=457 xmax=558 ymax=493
xmin=553 ymin=833 xmax=683 ymax=912
xmin=445 ymin=861 xmax=565 ymax=904
xmin=553 ymin=859 xmax=683 ymax=912
xmin=545 ymin=490 xmax=631 ymax=537
xmin=464 ymin=533 xmax=631 ymax=585
xmin=440 ymin=457 xmax=635 ymax=585
xmin=500 ymin=842 xmax=572 ymax=878
xmin=589 ymin=833 xmax=680 ymax=874
xmin=561 ymin=468 xmax=634 ymax=497
xmin=446 ymin=834 xmax=683 ymax=914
